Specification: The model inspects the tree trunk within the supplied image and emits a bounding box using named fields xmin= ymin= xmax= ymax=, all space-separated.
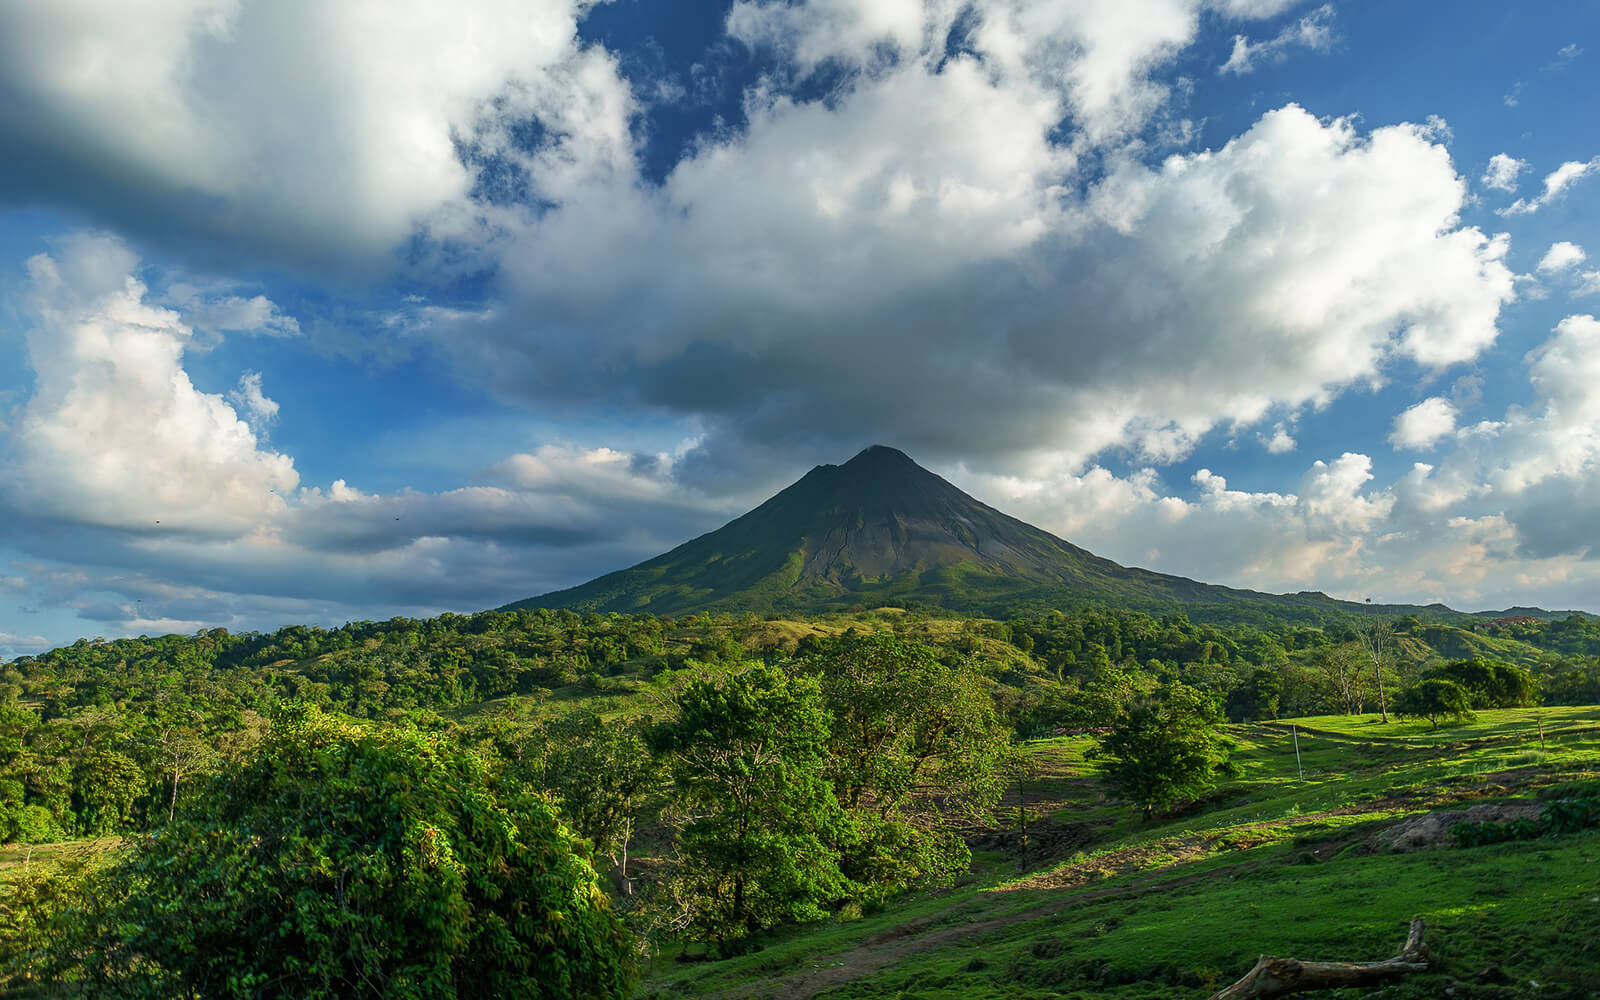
xmin=1017 ymin=771 xmax=1029 ymax=872
xmin=1209 ymin=919 xmax=1430 ymax=1000
xmin=620 ymin=816 xmax=633 ymax=896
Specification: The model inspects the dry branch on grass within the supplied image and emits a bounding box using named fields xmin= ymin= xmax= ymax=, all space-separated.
xmin=1210 ymin=918 xmax=1430 ymax=1000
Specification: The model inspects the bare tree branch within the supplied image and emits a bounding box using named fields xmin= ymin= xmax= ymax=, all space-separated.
xmin=1210 ymin=918 xmax=1430 ymax=1000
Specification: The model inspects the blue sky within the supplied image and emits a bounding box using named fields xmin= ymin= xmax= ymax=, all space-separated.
xmin=0 ymin=0 xmax=1597 ymax=651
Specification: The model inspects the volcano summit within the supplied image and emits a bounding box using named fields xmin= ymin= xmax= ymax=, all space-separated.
xmin=506 ymin=446 xmax=1404 ymax=623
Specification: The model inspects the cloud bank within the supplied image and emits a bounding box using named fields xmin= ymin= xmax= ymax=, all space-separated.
xmin=4 ymin=0 xmax=1600 ymax=643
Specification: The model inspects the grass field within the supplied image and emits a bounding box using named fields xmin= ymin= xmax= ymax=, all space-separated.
xmin=0 ymin=838 xmax=120 ymax=885
xmin=640 ymin=707 xmax=1600 ymax=1000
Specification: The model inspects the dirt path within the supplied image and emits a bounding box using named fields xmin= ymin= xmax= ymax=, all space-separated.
xmin=709 ymin=778 xmax=1541 ymax=1000
xmin=710 ymin=814 xmax=1348 ymax=999
xmin=711 ymin=878 xmax=1171 ymax=1000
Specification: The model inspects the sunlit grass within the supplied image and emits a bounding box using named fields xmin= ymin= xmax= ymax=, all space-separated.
xmin=642 ymin=706 xmax=1600 ymax=999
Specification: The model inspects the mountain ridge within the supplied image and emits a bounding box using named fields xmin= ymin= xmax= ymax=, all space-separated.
xmin=504 ymin=446 xmax=1562 ymax=624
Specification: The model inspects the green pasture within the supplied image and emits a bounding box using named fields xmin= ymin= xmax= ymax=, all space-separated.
xmin=642 ymin=707 xmax=1600 ymax=999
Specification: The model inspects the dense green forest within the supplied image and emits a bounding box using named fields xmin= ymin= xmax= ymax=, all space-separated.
xmin=4 ymin=606 xmax=1599 ymax=844
xmin=3 ymin=606 xmax=1599 ymax=995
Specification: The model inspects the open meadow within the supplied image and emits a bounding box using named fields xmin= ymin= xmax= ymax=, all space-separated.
xmin=640 ymin=707 xmax=1600 ymax=1000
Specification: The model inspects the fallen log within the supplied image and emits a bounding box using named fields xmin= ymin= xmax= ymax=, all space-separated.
xmin=1209 ymin=918 xmax=1430 ymax=1000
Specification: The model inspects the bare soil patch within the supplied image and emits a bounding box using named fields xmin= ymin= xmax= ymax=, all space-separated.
xmin=1372 ymin=802 xmax=1541 ymax=853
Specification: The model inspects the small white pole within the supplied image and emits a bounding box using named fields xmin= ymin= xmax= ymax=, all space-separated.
xmin=1293 ymin=724 xmax=1304 ymax=780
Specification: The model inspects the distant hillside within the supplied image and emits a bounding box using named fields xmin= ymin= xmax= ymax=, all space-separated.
xmin=505 ymin=446 xmax=1541 ymax=625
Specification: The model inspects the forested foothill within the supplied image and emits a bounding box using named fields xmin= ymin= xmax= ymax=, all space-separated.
xmin=2 ymin=605 xmax=1599 ymax=996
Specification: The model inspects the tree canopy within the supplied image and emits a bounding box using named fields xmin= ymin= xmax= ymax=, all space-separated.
xmin=794 ymin=633 xmax=1008 ymax=892
xmin=1429 ymin=659 xmax=1538 ymax=709
xmin=75 ymin=705 xmax=634 ymax=999
xmin=648 ymin=664 xmax=848 ymax=943
xmin=1091 ymin=684 xmax=1234 ymax=819
xmin=1395 ymin=678 xmax=1476 ymax=729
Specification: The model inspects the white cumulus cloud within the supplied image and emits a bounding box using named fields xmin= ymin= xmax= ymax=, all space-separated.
xmin=455 ymin=101 xmax=1514 ymax=478
xmin=1481 ymin=153 xmax=1527 ymax=193
xmin=1389 ymin=397 xmax=1459 ymax=450
xmin=1218 ymin=3 xmax=1334 ymax=75
xmin=0 ymin=236 xmax=745 ymax=636
xmin=1538 ymin=241 xmax=1587 ymax=273
xmin=1260 ymin=423 xmax=1297 ymax=453
xmin=163 ymin=283 xmax=301 ymax=338
xmin=227 ymin=371 xmax=280 ymax=436
xmin=948 ymin=316 xmax=1600 ymax=611
xmin=0 ymin=0 xmax=633 ymax=273
xmin=11 ymin=233 xmax=299 ymax=535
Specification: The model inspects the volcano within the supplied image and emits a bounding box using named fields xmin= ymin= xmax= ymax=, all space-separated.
xmin=504 ymin=446 xmax=1414 ymax=622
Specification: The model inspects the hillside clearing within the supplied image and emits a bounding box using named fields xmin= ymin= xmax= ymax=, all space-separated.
xmin=643 ymin=707 xmax=1600 ymax=1000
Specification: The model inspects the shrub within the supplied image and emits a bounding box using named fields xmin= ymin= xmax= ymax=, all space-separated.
xmin=1393 ymin=678 xmax=1474 ymax=729
xmin=1430 ymin=659 xmax=1538 ymax=708
xmin=77 ymin=705 xmax=633 ymax=999
xmin=1091 ymin=684 xmax=1234 ymax=820
xmin=1451 ymin=797 xmax=1600 ymax=847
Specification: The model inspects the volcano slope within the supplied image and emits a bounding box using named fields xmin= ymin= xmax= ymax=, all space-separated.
xmin=508 ymin=446 xmax=1494 ymax=626
xmin=641 ymin=706 xmax=1600 ymax=1000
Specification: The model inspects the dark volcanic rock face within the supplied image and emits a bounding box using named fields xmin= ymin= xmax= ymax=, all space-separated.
xmin=745 ymin=445 xmax=1089 ymax=585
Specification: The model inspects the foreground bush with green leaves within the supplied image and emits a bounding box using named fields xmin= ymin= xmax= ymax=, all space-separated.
xmin=7 ymin=705 xmax=633 ymax=999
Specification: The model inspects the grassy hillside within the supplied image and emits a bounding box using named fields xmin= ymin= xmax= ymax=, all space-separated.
xmin=642 ymin=707 xmax=1600 ymax=999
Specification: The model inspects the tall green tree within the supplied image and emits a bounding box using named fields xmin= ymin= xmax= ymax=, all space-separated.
xmin=794 ymin=634 xmax=1007 ymax=893
xmin=1091 ymin=684 xmax=1234 ymax=820
xmin=648 ymin=665 xmax=848 ymax=943
xmin=69 ymin=748 xmax=144 ymax=836
xmin=1431 ymin=659 xmax=1538 ymax=708
xmin=1224 ymin=668 xmax=1283 ymax=722
xmin=539 ymin=709 xmax=659 ymax=892
xmin=1394 ymin=678 xmax=1475 ymax=729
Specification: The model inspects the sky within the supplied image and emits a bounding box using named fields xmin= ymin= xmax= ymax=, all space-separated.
xmin=0 ymin=0 xmax=1598 ymax=653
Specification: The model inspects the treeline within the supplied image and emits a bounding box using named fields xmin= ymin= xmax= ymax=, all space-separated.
xmin=4 ymin=607 xmax=1600 ymax=843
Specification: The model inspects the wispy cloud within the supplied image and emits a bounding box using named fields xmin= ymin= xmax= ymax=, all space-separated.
xmin=1499 ymin=157 xmax=1600 ymax=215
xmin=1219 ymin=4 xmax=1335 ymax=75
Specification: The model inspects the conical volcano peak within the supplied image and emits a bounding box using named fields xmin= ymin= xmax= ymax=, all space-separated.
xmin=842 ymin=444 xmax=917 ymax=468
xmin=506 ymin=444 xmax=1308 ymax=617
xmin=802 ymin=445 xmax=922 ymax=483
xmin=506 ymin=445 xmax=1484 ymax=621
xmin=798 ymin=445 xmax=971 ymax=521
xmin=508 ymin=444 xmax=1130 ymax=614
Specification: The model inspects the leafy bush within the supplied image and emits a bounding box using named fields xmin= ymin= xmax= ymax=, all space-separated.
xmin=73 ymin=705 xmax=634 ymax=998
xmin=1429 ymin=659 xmax=1538 ymax=708
xmin=1451 ymin=798 xmax=1600 ymax=847
xmin=1091 ymin=684 xmax=1235 ymax=820
xmin=1540 ymin=797 xmax=1600 ymax=835
xmin=1393 ymin=678 xmax=1474 ymax=728
xmin=0 ymin=852 xmax=101 ymax=993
